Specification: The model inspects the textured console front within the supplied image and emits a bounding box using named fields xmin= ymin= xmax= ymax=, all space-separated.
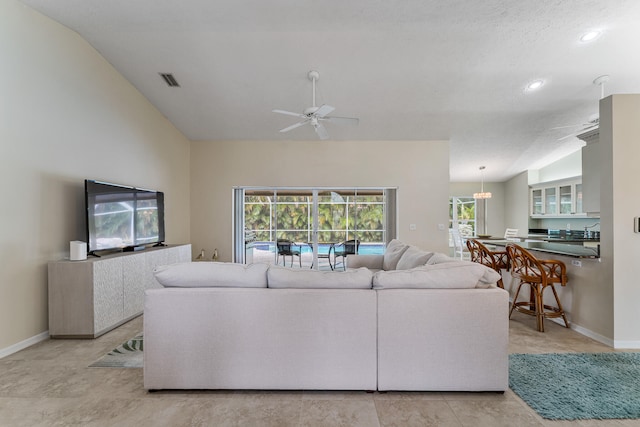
xmin=48 ymin=244 xmax=191 ymax=338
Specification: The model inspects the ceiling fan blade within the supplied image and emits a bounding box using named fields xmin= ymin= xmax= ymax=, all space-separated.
xmin=551 ymin=122 xmax=596 ymax=130
xmin=322 ymin=116 xmax=359 ymax=125
xmin=279 ymin=120 xmax=309 ymax=133
xmin=273 ymin=109 xmax=306 ymax=118
xmin=314 ymin=104 xmax=335 ymax=118
xmin=557 ymin=133 xmax=578 ymax=141
xmin=314 ymin=123 xmax=330 ymax=140
xmin=550 ymin=124 xmax=583 ymax=130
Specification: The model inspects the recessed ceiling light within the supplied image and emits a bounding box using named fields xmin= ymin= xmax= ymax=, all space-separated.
xmin=580 ymin=30 xmax=602 ymax=42
xmin=526 ymin=80 xmax=544 ymax=91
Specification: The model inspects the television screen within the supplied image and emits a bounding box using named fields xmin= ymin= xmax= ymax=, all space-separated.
xmin=85 ymin=180 xmax=165 ymax=253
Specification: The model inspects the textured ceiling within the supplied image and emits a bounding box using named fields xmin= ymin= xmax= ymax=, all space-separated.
xmin=18 ymin=0 xmax=640 ymax=181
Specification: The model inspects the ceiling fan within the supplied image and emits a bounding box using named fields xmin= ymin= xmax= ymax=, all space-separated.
xmin=273 ymin=70 xmax=359 ymax=140
xmin=554 ymin=75 xmax=609 ymax=141
xmin=553 ymin=116 xmax=600 ymax=141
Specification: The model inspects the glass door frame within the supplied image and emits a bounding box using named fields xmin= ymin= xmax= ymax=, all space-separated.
xmin=233 ymin=186 xmax=397 ymax=268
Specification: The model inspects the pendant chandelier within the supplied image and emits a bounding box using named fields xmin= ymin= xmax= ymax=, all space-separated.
xmin=473 ymin=166 xmax=492 ymax=199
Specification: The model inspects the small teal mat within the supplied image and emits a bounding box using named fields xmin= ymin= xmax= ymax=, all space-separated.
xmin=509 ymin=352 xmax=640 ymax=420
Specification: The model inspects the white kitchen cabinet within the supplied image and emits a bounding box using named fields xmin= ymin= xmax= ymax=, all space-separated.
xmin=530 ymin=178 xmax=585 ymax=218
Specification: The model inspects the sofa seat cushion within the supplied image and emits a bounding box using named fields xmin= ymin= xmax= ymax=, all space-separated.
xmin=154 ymin=262 xmax=269 ymax=288
xmin=383 ymin=239 xmax=410 ymax=271
xmin=268 ymin=265 xmax=373 ymax=289
xmin=396 ymin=246 xmax=434 ymax=270
xmin=372 ymin=262 xmax=501 ymax=289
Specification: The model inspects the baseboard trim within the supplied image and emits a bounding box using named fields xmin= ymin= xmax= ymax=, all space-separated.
xmin=0 ymin=331 xmax=49 ymax=359
xmin=509 ymin=296 xmax=615 ymax=348
xmin=571 ymin=322 xmax=640 ymax=349
xmin=566 ymin=322 xmax=614 ymax=348
xmin=612 ymin=339 xmax=640 ymax=350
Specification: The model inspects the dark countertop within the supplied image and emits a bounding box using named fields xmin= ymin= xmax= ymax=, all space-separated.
xmin=537 ymin=237 xmax=600 ymax=244
xmin=483 ymin=240 xmax=600 ymax=259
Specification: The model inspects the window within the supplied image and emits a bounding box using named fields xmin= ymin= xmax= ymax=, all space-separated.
xmin=234 ymin=187 xmax=397 ymax=268
xmin=449 ymin=196 xmax=476 ymax=239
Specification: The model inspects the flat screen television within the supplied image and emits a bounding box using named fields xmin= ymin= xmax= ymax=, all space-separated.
xmin=85 ymin=180 xmax=165 ymax=254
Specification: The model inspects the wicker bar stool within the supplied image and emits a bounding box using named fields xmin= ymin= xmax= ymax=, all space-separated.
xmin=506 ymin=243 xmax=569 ymax=332
xmin=466 ymin=239 xmax=509 ymax=289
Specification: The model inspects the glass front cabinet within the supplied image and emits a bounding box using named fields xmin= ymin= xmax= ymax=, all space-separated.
xmin=530 ymin=178 xmax=584 ymax=218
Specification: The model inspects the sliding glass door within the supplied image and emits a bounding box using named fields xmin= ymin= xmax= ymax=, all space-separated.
xmin=234 ymin=187 xmax=396 ymax=269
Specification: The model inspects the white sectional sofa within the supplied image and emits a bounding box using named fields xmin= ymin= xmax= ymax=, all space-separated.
xmin=144 ymin=240 xmax=509 ymax=392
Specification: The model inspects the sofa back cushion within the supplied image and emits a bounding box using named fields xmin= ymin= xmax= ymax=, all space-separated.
xmin=383 ymin=239 xmax=410 ymax=271
xmin=372 ymin=262 xmax=501 ymax=289
xmin=268 ymin=265 xmax=373 ymax=289
xmin=154 ymin=262 xmax=269 ymax=288
xmin=395 ymin=246 xmax=434 ymax=270
xmin=426 ymin=252 xmax=457 ymax=265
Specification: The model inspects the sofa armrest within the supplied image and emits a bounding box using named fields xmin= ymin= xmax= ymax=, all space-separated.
xmin=347 ymin=254 xmax=384 ymax=270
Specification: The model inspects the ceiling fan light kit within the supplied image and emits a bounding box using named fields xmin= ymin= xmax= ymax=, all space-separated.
xmin=272 ymin=70 xmax=359 ymax=140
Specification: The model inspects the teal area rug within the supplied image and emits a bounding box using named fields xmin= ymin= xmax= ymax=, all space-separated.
xmin=89 ymin=334 xmax=143 ymax=368
xmin=509 ymin=352 xmax=640 ymax=420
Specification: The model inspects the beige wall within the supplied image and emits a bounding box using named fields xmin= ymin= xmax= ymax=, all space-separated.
xmin=190 ymin=140 xmax=450 ymax=261
xmin=603 ymin=95 xmax=640 ymax=345
xmin=504 ymin=172 xmax=530 ymax=235
xmin=0 ymin=1 xmax=191 ymax=352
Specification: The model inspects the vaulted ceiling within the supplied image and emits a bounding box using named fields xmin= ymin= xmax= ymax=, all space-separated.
xmin=19 ymin=0 xmax=640 ymax=181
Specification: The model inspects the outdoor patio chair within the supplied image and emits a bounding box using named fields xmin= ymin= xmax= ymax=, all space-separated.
xmin=330 ymin=239 xmax=360 ymax=270
xmin=276 ymin=239 xmax=302 ymax=268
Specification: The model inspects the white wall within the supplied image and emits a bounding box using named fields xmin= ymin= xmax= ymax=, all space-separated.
xmin=0 ymin=1 xmax=191 ymax=352
xmin=190 ymin=140 xmax=450 ymax=261
xmin=530 ymin=150 xmax=582 ymax=184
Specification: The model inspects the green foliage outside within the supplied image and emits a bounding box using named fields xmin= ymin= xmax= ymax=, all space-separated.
xmin=245 ymin=194 xmax=384 ymax=243
xmin=449 ymin=197 xmax=476 ymax=236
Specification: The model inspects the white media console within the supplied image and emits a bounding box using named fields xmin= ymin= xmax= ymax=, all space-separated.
xmin=48 ymin=244 xmax=191 ymax=338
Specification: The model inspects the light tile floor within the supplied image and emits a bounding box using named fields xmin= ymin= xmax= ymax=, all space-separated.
xmin=1 ymin=312 xmax=639 ymax=427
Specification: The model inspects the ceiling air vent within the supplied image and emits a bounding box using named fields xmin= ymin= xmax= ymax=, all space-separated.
xmin=159 ymin=73 xmax=180 ymax=87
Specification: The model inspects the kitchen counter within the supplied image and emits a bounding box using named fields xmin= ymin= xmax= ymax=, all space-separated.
xmin=482 ymin=240 xmax=600 ymax=259
xmin=535 ymin=237 xmax=600 ymax=245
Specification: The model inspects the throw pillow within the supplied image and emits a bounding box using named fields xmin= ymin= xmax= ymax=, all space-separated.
xmin=153 ymin=262 xmax=269 ymax=288
xmin=382 ymin=239 xmax=410 ymax=271
xmin=267 ymin=265 xmax=373 ymax=289
xmin=372 ymin=262 xmax=501 ymax=289
xmin=395 ymin=246 xmax=434 ymax=270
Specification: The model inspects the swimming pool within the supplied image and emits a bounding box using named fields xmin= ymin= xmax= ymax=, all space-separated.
xmin=252 ymin=242 xmax=385 ymax=255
